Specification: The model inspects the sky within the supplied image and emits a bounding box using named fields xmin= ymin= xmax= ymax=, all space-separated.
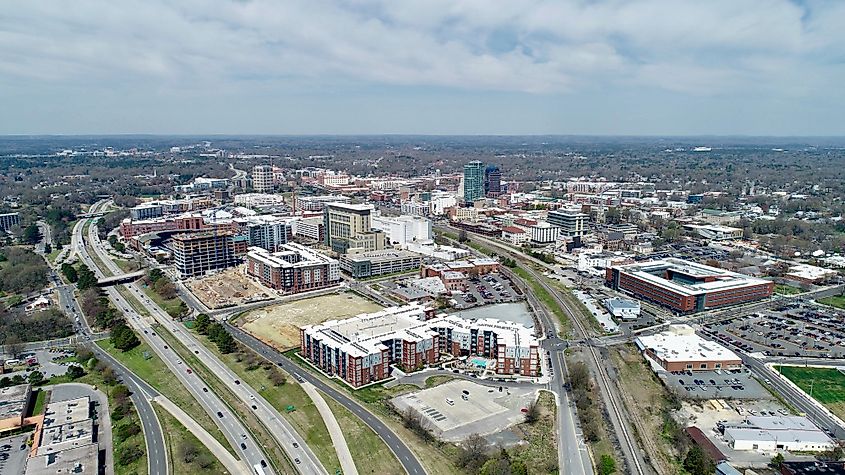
xmin=1 ymin=0 xmax=844 ymax=136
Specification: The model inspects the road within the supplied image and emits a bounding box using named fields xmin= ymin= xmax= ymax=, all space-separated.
xmin=84 ymin=216 xmax=326 ymax=475
xmin=224 ymin=323 xmax=427 ymax=475
xmin=442 ymin=227 xmax=654 ymax=475
xmin=35 ymin=220 xmax=52 ymax=254
xmin=51 ymin=247 xmax=168 ymax=475
xmin=74 ymin=205 xmax=272 ymax=475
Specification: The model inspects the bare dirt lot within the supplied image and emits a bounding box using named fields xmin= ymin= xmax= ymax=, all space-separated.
xmin=238 ymin=292 xmax=383 ymax=350
xmin=187 ymin=266 xmax=270 ymax=309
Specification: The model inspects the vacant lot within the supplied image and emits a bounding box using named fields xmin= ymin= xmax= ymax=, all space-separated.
xmin=240 ymin=292 xmax=383 ymax=350
xmin=187 ymin=266 xmax=270 ymax=309
xmin=779 ymin=366 xmax=845 ymax=404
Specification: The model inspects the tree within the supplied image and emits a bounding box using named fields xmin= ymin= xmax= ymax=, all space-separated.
xmin=458 ymin=229 xmax=469 ymax=243
xmin=194 ymin=314 xmax=211 ymax=334
xmin=66 ymin=365 xmax=85 ymax=379
xmin=5 ymin=335 xmax=24 ymax=358
xmin=61 ymin=263 xmax=78 ymax=283
xmin=523 ymin=399 xmax=540 ymax=424
xmin=147 ymin=268 xmax=164 ymax=284
xmin=28 ymin=371 xmax=44 ymax=385
xmin=455 ymin=433 xmax=489 ymax=472
xmin=76 ymin=264 xmax=98 ymax=290
xmin=215 ymin=331 xmax=237 ymax=354
xmin=23 ymin=224 xmax=41 ymax=244
xmin=770 ymin=452 xmax=785 ymax=468
xmin=683 ymin=445 xmax=715 ymax=475
xmin=110 ymin=322 xmax=140 ymax=351
xmin=598 ymin=454 xmax=617 ymax=475
xmin=178 ymin=441 xmax=199 ymax=463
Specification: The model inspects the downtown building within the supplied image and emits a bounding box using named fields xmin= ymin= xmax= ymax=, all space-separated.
xmin=606 ymin=258 xmax=773 ymax=313
xmin=484 ymin=165 xmax=502 ymax=196
xmin=547 ymin=208 xmax=589 ymax=237
xmin=300 ymin=305 xmax=539 ymax=388
xmin=244 ymin=215 xmax=293 ymax=252
xmin=463 ymin=161 xmax=485 ymax=204
xmin=245 ymin=243 xmax=340 ymax=294
xmin=169 ymin=230 xmax=248 ymax=278
xmin=252 ymin=165 xmax=274 ymax=193
xmin=323 ymin=202 xmax=386 ymax=254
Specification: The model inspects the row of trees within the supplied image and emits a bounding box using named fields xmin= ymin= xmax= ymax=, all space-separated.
xmin=194 ymin=314 xmax=236 ymax=353
xmin=0 ymin=307 xmax=74 ymax=346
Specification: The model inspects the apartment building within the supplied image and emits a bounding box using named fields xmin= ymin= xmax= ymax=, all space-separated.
xmin=0 ymin=212 xmax=20 ymax=232
xmin=245 ymin=244 xmax=340 ymax=294
xmin=245 ymin=215 xmax=292 ymax=252
xmin=252 ymin=165 xmax=274 ymax=193
xmin=169 ymin=231 xmax=247 ymax=278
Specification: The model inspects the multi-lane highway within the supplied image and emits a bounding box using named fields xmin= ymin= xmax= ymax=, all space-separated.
xmin=83 ymin=216 xmax=327 ymax=475
xmin=225 ymin=322 xmax=427 ymax=475
xmin=73 ymin=209 xmax=275 ymax=475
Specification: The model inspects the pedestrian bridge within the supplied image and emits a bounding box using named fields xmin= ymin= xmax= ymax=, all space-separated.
xmin=97 ymin=270 xmax=146 ymax=287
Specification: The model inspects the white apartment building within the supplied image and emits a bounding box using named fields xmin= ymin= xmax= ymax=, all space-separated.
xmin=252 ymin=165 xmax=274 ymax=193
xmin=234 ymin=193 xmax=288 ymax=209
xmin=528 ymin=222 xmax=560 ymax=244
xmin=372 ymin=215 xmax=433 ymax=246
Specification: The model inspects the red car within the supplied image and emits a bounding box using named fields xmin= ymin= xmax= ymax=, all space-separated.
xmin=186 ymin=368 xmax=192 ymax=374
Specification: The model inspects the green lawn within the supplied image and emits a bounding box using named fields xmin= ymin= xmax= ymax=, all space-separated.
xmin=30 ymin=389 xmax=47 ymax=416
xmin=322 ymin=392 xmax=404 ymax=475
xmin=95 ymin=339 xmax=234 ymax=454
xmin=186 ymin=328 xmax=341 ymax=471
xmin=153 ymin=405 xmax=229 ymax=475
xmin=818 ymin=295 xmax=845 ymax=310
xmin=509 ymin=391 xmax=558 ymax=474
xmin=139 ymin=284 xmax=184 ymax=318
xmin=513 ymin=267 xmax=572 ymax=337
xmin=777 ymin=366 xmax=845 ymax=404
xmin=775 ymin=284 xmax=804 ymax=295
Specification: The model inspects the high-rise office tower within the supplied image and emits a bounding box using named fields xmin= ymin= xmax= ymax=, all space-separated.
xmin=463 ymin=161 xmax=485 ymax=204
xmin=484 ymin=165 xmax=501 ymax=196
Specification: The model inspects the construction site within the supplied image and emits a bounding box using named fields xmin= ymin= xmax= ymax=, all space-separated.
xmin=186 ymin=265 xmax=271 ymax=309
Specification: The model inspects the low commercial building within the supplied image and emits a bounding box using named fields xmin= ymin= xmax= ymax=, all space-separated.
xmin=0 ymin=383 xmax=31 ymax=432
xmin=246 ymin=244 xmax=340 ymax=294
xmin=500 ymin=226 xmax=528 ymax=246
xmin=300 ymin=305 xmax=539 ymax=387
xmin=421 ymin=258 xmax=500 ymax=279
xmin=340 ymin=249 xmax=422 ymax=278
xmin=784 ymin=264 xmax=837 ymax=285
xmin=684 ymin=224 xmax=743 ymax=241
xmin=606 ymin=258 xmax=773 ymax=313
xmin=724 ymin=416 xmax=834 ymax=453
xmin=298 ymin=195 xmax=351 ymax=211
xmin=25 ymin=444 xmax=99 ymax=475
xmin=604 ymin=298 xmax=641 ymax=320
xmin=26 ymin=396 xmax=99 ymax=475
xmin=234 ymin=193 xmax=288 ymax=209
xmin=635 ymin=324 xmax=742 ymax=372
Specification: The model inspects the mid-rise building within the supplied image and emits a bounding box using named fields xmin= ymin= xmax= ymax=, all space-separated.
xmin=245 ymin=215 xmax=292 ymax=252
xmin=234 ymin=193 xmax=287 ymax=209
xmin=252 ymin=165 xmax=274 ymax=193
xmin=323 ymin=202 xmax=385 ymax=254
xmin=169 ymin=231 xmax=247 ymax=278
xmin=548 ymin=209 xmax=589 ymax=237
xmin=130 ymin=203 xmax=164 ymax=220
xmin=292 ymin=216 xmax=324 ymax=241
xmin=484 ymin=165 xmax=502 ymax=196
xmin=371 ymin=215 xmax=432 ymax=246
xmin=635 ymin=325 xmax=742 ymax=372
xmin=245 ymin=244 xmax=340 ymax=294
xmin=528 ymin=222 xmax=560 ymax=244
xmin=606 ymin=258 xmax=773 ymax=313
xmin=463 ymin=161 xmax=485 ymax=203
xmin=340 ymin=249 xmax=422 ymax=278
xmin=300 ymin=304 xmax=539 ymax=388
xmin=0 ymin=212 xmax=20 ymax=232
xmin=297 ymin=195 xmax=351 ymax=211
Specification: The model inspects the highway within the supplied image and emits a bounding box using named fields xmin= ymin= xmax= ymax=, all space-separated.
xmin=84 ymin=216 xmax=327 ymax=475
xmin=74 ymin=207 xmax=273 ymax=475
xmin=50 ymin=241 xmax=168 ymax=475
xmin=224 ymin=322 xmax=427 ymax=475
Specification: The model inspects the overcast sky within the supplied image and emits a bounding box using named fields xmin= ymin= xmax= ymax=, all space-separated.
xmin=1 ymin=0 xmax=843 ymax=136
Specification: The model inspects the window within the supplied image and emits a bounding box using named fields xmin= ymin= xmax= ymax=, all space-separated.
xmin=715 ymin=363 xmax=722 ymax=368
xmin=686 ymin=364 xmax=693 ymax=369
xmin=700 ymin=363 xmax=707 ymax=369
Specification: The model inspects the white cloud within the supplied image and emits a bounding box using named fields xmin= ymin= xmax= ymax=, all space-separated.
xmin=0 ymin=0 xmax=842 ymax=98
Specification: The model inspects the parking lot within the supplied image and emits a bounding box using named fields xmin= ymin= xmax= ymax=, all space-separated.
xmin=704 ymin=304 xmax=845 ymax=359
xmin=660 ymin=368 xmax=769 ymax=399
xmin=390 ymin=380 xmax=537 ymax=442
xmin=0 ymin=433 xmax=31 ymax=475
xmin=453 ymin=272 xmax=523 ymax=309
xmin=1 ymin=349 xmax=75 ymax=381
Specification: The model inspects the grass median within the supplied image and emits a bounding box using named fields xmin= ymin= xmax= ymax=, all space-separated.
xmin=95 ymin=339 xmax=235 ymax=456
xmin=153 ymin=405 xmax=229 ymax=475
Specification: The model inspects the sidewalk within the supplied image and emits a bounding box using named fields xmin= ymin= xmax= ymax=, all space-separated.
xmin=153 ymin=396 xmax=250 ymax=475
xmin=301 ymin=382 xmax=358 ymax=475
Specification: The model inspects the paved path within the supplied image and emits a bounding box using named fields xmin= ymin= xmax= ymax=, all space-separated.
xmin=154 ymin=396 xmax=250 ymax=475
xmin=301 ymin=383 xmax=358 ymax=475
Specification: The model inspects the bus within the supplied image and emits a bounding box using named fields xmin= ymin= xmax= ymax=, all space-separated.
xmin=253 ymin=464 xmax=266 ymax=475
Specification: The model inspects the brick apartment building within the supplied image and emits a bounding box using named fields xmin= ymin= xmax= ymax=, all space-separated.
xmin=245 ymin=243 xmax=340 ymax=294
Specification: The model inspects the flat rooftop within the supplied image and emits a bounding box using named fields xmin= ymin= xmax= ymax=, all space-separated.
xmin=636 ymin=325 xmax=740 ymax=363
xmin=37 ymin=419 xmax=95 ymax=455
xmin=43 ymin=397 xmax=90 ymax=428
xmin=0 ymin=384 xmax=31 ymax=421
xmin=25 ymin=443 xmax=99 ymax=475
xmin=614 ymin=257 xmax=770 ymax=296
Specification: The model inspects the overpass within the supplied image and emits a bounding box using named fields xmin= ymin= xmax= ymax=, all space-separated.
xmin=97 ymin=270 xmax=146 ymax=287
